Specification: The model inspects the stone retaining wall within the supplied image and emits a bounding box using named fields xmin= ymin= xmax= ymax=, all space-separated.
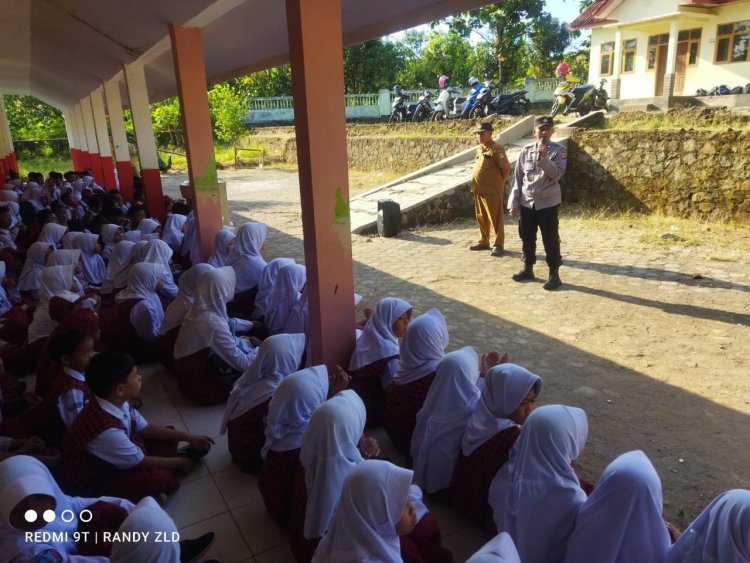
xmin=563 ymin=130 xmax=750 ymax=223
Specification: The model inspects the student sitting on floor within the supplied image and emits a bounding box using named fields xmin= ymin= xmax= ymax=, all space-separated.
xmin=221 ymin=333 xmax=306 ymax=474
xmin=384 ymin=308 xmax=449 ymax=456
xmin=72 ymin=232 xmax=106 ymax=289
xmin=452 ymin=363 xmax=541 ymax=533
xmin=142 ymin=239 xmax=178 ymax=301
xmin=489 ymin=404 xmax=589 ymax=563
xmin=207 ymin=227 xmax=236 ymax=268
xmin=264 ymin=262 xmax=306 ymax=335
xmin=16 ymin=241 xmax=53 ymax=301
xmin=99 ymin=223 xmax=123 ymax=262
xmin=252 ymin=257 xmax=294 ymax=319
xmin=100 ymin=240 xmax=135 ymax=296
xmin=348 ymin=297 xmax=412 ymax=426
xmin=58 ymin=352 xmax=213 ymax=502
xmin=226 ymin=221 xmax=267 ymax=309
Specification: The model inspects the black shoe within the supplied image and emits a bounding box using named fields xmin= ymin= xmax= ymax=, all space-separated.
xmin=512 ymin=265 xmax=535 ymax=282
xmin=543 ymin=273 xmax=563 ymax=290
xmin=180 ymin=532 xmax=215 ymax=563
xmin=490 ymin=246 xmax=504 ymax=257
xmin=469 ymin=243 xmax=490 ymax=251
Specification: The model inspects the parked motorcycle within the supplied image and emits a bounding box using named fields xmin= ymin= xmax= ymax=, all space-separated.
xmin=410 ymin=90 xmax=434 ymax=122
xmin=432 ymin=87 xmax=463 ymax=120
xmin=388 ymin=86 xmax=411 ymax=124
xmin=550 ymin=78 xmax=609 ymax=117
xmin=465 ymin=81 xmax=497 ymax=118
xmin=592 ymin=78 xmax=609 ymax=111
xmin=489 ymin=89 xmax=530 ymax=116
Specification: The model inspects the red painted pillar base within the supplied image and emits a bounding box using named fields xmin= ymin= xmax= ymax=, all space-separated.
xmin=79 ymin=151 xmax=92 ymax=172
xmin=89 ymin=153 xmax=105 ymax=187
xmin=141 ymin=168 xmax=165 ymax=222
xmin=69 ymin=149 xmax=79 ymax=171
xmin=116 ymin=160 xmax=134 ymax=201
xmin=9 ymin=153 xmax=18 ymax=173
xmin=100 ymin=156 xmax=116 ymax=190
xmin=0 ymin=157 xmax=7 ymax=177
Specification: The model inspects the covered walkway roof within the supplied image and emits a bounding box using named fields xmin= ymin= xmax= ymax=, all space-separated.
xmin=0 ymin=0 xmax=492 ymax=108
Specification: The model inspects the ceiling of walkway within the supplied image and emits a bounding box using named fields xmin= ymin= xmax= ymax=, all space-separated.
xmin=0 ymin=0 xmax=494 ymax=110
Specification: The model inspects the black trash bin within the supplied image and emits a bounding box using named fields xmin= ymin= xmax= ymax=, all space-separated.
xmin=377 ymin=199 xmax=401 ymax=237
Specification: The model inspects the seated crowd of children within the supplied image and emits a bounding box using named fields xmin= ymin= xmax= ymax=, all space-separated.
xmin=0 ymin=168 xmax=746 ymax=563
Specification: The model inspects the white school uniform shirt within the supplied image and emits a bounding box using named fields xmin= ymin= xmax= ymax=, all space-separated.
xmin=115 ymin=262 xmax=165 ymax=342
xmin=564 ymin=450 xmax=670 ymax=563
xmin=226 ymin=221 xmax=267 ymax=293
xmin=265 ymin=263 xmax=307 ymax=335
xmin=261 ymin=365 xmax=329 ymax=458
xmin=462 ymin=363 xmax=543 ymax=456
xmin=110 ymin=497 xmax=180 ymax=563
xmin=220 ymin=333 xmax=306 ymax=433
xmin=252 ymin=257 xmax=294 ymax=317
xmin=101 ymin=240 xmax=135 ymax=294
xmin=0 ymin=455 xmax=133 ymax=563
xmin=663 ymin=489 xmax=750 ymax=563
xmin=312 ymin=460 xmax=412 ymax=563
xmin=207 ymin=227 xmax=236 ymax=268
xmin=27 ymin=265 xmax=77 ymax=344
xmin=300 ymin=390 xmax=366 ymax=539
xmin=161 ymin=213 xmax=187 ymax=253
xmin=489 ymin=404 xmax=589 ymax=563
xmin=159 ymin=263 xmax=214 ymax=335
xmin=411 ymin=346 xmax=481 ymax=493
xmin=87 ymin=396 xmax=149 ymax=469
xmin=174 ymin=266 xmax=252 ymax=372
xmin=393 ymin=308 xmax=448 ymax=385
xmin=467 ymin=533 xmax=522 ymax=563
xmin=56 ymin=367 xmax=90 ymax=428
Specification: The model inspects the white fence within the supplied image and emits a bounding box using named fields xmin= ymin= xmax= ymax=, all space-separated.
xmin=244 ymin=78 xmax=561 ymax=124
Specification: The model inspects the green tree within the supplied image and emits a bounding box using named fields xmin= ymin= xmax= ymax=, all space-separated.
xmin=399 ymin=29 xmax=476 ymax=88
xmin=4 ymin=95 xmax=65 ymax=140
xmin=527 ymin=14 xmax=573 ymax=78
xmin=343 ymin=39 xmax=407 ymax=93
xmin=207 ymin=82 xmax=249 ymax=163
xmin=237 ymin=66 xmax=293 ymax=99
xmin=150 ymin=97 xmax=182 ymax=146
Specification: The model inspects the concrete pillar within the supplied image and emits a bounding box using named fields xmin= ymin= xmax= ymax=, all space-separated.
xmin=63 ymin=108 xmax=80 ymax=170
xmin=124 ymin=62 xmax=164 ymax=221
xmin=74 ymin=103 xmax=91 ymax=171
xmin=611 ymin=29 xmax=623 ymax=100
xmin=664 ymin=19 xmax=680 ymax=97
xmin=0 ymin=96 xmax=17 ymax=174
xmin=90 ymin=87 xmax=117 ymax=189
xmin=81 ymin=96 xmax=105 ymax=185
xmin=286 ymin=0 xmax=356 ymax=369
xmin=169 ymin=23 xmax=224 ymax=262
xmin=104 ymin=76 xmax=134 ymax=200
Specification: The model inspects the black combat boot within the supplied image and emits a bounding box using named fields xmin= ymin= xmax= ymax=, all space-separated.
xmin=512 ymin=263 xmax=535 ymax=282
xmin=543 ymin=266 xmax=562 ymax=290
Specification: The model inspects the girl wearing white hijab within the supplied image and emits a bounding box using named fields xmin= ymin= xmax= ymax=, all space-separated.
xmin=265 ymin=263 xmax=307 ymax=335
xmin=62 ymin=231 xmax=80 ymax=250
xmin=411 ymin=346 xmax=481 ymax=494
xmin=384 ymin=308 xmax=448 ymax=456
xmin=109 ymin=497 xmax=179 ymax=563
xmin=207 ymin=228 xmax=235 ymax=268
xmin=47 ymin=248 xmax=86 ymax=297
xmin=99 ymin=224 xmax=123 ymax=261
xmin=488 ymin=404 xmax=589 ymax=563
xmin=37 ymin=222 xmax=68 ymax=248
xmin=221 ymin=333 xmax=306 ymax=473
xmin=564 ymin=450 xmax=671 ymax=563
xmin=161 ymin=213 xmax=187 ymax=253
xmin=114 ymin=262 xmax=165 ymax=343
xmin=467 ymin=533 xmax=521 ymax=563
xmin=73 ymin=233 xmax=106 ymax=287
xmin=179 ymin=210 xmax=202 ymax=267
xmin=127 ymin=240 xmax=149 ymax=266
xmin=121 ymin=229 xmax=142 ymax=242
xmin=0 ymin=261 xmax=13 ymax=316
xmin=101 ymin=240 xmax=135 ymax=295
xmin=22 ymin=182 xmax=45 ymax=211
xmin=173 ymin=267 xmax=255 ymax=405
xmin=663 ymin=489 xmax=750 ymax=563
xmin=142 ymin=239 xmax=178 ymax=300
xmin=452 ymin=363 xmax=542 ymax=531
xmin=17 ymin=241 xmax=53 ymax=299
xmin=138 ymin=218 xmax=161 ymax=238
xmin=0 ymin=456 xmax=134 ymax=563
xmin=258 ymin=365 xmax=329 ymax=527
xmin=311 ymin=460 xmax=415 ymax=563
xmin=159 ymin=263 xmax=214 ymax=336
xmin=226 ymin=221 xmax=267 ymax=294
xmin=252 ymin=257 xmax=294 ymax=318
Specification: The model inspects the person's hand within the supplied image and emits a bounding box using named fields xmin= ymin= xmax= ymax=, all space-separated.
xmin=665 ymin=521 xmax=681 ymax=542
xmin=186 ymin=435 xmax=214 ymax=454
xmin=358 ymin=436 xmax=381 ymax=459
xmin=481 ymin=351 xmax=502 ymax=376
xmin=537 ymin=140 xmax=549 ymax=158
xmin=329 ymin=365 xmax=351 ymax=396
xmin=248 ymin=336 xmax=262 ymax=347
xmin=499 ymin=351 xmax=510 ymax=363
xmin=363 ymin=307 xmax=373 ymax=320
xmin=174 ymin=457 xmax=196 ymax=474
xmin=510 ymin=208 xmax=520 ymax=217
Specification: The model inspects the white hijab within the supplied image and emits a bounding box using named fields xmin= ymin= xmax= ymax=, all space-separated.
xmin=265 ymin=263 xmax=307 ymax=335
xmin=207 ymin=227 xmax=235 ymax=268
xmin=564 ymin=450 xmax=670 ymax=563
xmin=110 ymin=497 xmax=179 ymax=563
xmin=349 ymin=297 xmax=412 ymax=371
xmin=100 ymin=223 xmax=122 ymax=261
xmin=128 ymin=240 xmax=149 ymax=265
xmin=462 ymin=363 xmax=543 ymax=456
xmin=46 ymin=248 xmax=85 ymax=297
xmin=115 ymin=262 xmax=165 ymax=329
xmin=227 ymin=221 xmax=267 ymax=292
xmin=0 ymin=456 xmax=133 ymax=561
xmin=37 ymin=223 xmax=67 ymax=247
xmin=103 ymin=240 xmax=135 ymax=293
xmin=411 ymin=346 xmax=481 ymax=493
xmin=61 ymin=231 xmax=80 ymax=250
xmin=220 ymin=333 xmax=306 ymax=433
xmin=159 ymin=263 xmax=214 ymax=335
xmin=393 ymin=308 xmax=448 ymax=385
xmin=161 ymin=213 xmax=187 ymax=252
xmin=173 ymin=266 xmax=236 ymax=359
xmin=17 ymin=241 xmax=52 ymax=292
xmin=262 ymin=364 xmax=329 ymax=458
xmin=142 ymin=239 xmax=177 ymax=297
xmin=253 ymin=257 xmax=294 ymax=318
xmin=0 ymin=261 xmax=12 ymax=315
xmin=467 ymin=533 xmax=522 ymax=563
xmin=663 ymin=489 xmax=750 ymax=563
xmin=180 ymin=210 xmax=202 ymax=266
xmin=122 ymin=230 xmax=142 ymax=242
xmin=22 ymin=182 xmax=44 ymax=211
xmin=138 ymin=218 xmax=160 ymax=235
xmin=312 ymin=460 xmax=412 ymax=563
xmin=300 ymin=390 xmax=366 ymax=539
xmin=73 ymin=232 xmax=106 ymax=285
xmin=489 ymin=405 xmax=589 ymax=563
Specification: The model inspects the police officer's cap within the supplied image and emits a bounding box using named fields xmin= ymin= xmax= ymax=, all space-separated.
xmin=534 ymin=116 xmax=554 ymax=128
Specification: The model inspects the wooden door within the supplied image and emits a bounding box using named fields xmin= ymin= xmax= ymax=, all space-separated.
xmin=675 ymin=42 xmax=689 ymax=95
xmin=655 ymin=44 xmax=669 ymax=96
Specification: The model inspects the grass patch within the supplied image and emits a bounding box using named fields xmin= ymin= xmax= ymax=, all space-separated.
xmin=16 ymin=156 xmax=72 ymax=177
xmin=603 ymin=107 xmax=750 ymax=132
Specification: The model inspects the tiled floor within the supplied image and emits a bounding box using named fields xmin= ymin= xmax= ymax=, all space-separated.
xmin=135 ymin=363 xmax=488 ymax=563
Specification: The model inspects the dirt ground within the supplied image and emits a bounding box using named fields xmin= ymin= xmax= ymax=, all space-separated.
xmin=163 ymin=168 xmax=750 ymax=527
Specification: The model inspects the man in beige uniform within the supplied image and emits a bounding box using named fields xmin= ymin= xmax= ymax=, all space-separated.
xmin=469 ymin=122 xmax=510 ymax=257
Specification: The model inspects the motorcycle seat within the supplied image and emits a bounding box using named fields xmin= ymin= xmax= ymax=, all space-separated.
xmin=571 ymin=85 xmax=591 ymax=95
